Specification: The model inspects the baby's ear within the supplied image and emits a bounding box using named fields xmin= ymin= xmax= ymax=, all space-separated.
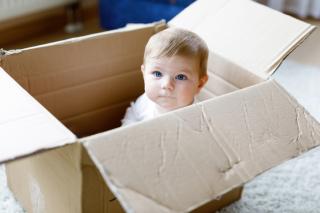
xmin=141 ymin=64 xmax=145 ymax=73
xmin=197 ymin=75 xmax=208 ymax=93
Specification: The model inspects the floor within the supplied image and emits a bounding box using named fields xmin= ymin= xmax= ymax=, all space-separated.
xmin=2 ymin=17 xmax=319 ymax=51
xmin=2 ymin=17 xmax=103 ymax=50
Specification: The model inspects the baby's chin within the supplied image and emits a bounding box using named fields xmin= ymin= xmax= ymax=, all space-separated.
xmin=156 ymin=102 xmax=188 ymax=113
xmin=155 ymin=98 xmax=194 ymax=111
xmin=155 ymin=102 xmax=177 ymax=113
xmin=149 ymin=96 xmax=188 ymax=112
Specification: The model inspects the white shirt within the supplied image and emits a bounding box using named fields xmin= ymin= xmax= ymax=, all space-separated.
xmin=121 ymin=94 xmax=160 ymax=126
xmin=121 ymin=93 xmax=198 ymax=126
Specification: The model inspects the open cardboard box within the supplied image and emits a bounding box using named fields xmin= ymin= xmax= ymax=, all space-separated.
xmin=1 ymin=0 xmax=320 ymax=212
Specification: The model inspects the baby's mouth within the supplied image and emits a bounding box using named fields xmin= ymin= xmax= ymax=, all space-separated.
xmin=159 ymin=95 xmax=175 ymax=99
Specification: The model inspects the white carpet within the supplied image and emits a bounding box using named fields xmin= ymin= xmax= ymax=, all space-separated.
xmin=220 ymin=146 xmax=320 ymax=213
xmin=0 ymin=165 xmax=24 ymax=213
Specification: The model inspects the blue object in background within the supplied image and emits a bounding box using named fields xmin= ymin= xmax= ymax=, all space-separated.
xmin=99 ymin=0 xmax=195 ymax=29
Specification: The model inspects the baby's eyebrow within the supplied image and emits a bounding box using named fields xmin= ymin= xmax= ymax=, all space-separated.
xmin=177 ymin=69 xmax=192 ymax=75
xmin=151 ymin=65 xmax=162 ymax=70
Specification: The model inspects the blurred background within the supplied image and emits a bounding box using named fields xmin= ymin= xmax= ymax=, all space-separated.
xmin=0 ymin=0 xmax=319 ymax=51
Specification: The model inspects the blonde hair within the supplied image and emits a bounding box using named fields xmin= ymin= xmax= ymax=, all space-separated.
xmin=143 ymin=28 xmax=209 ymax=78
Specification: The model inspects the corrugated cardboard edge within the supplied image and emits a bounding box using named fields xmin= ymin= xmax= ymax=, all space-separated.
xmin=0 ymin=21 xmax=166 ymax=55
xmin=272 ymin=27 xmax=320 ymax=123
xmin=266 ymin=25 xmax=316 ymax=78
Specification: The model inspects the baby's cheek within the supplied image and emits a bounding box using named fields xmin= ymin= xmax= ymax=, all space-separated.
xmin=146 ymin=81 xmax=157 ymax=91
xmin=180 ymin=89 xmax=196 ymax=105
xmin=145 ymin=87 xmax=157 ymax=101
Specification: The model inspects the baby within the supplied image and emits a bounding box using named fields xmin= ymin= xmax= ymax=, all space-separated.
xmin=122 ymin=27 xmax=209 ymax=126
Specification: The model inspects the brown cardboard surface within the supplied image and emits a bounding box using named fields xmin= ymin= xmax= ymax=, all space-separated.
xmin=202 ymin=68 xmax=239 ymax=98
xmin=6 ymin=143 xmax=82 ymax=213
xmin=0 ymin=25 xmax=154 ymax=137
xmin=0 ymin=26 xmax=153 ymax=96
xmin=0 ymin=27 xmax=152 ymax=122
xmin=6 ymin=141 xmax=123 ymax=213
xmin=85 ymin=80 xmax=320 ymax=213
xmin=35 ymin=70 xmax=143 ymax=121
xmin=0 ymin=67 xmax=76 ymax=163
xmin=62 ymin=101 xmax=129 ymax=137
xmin=81 ymin=146 xmax=123 ymax=213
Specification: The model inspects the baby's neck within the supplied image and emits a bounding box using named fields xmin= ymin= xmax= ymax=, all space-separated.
xmin=154 ymin=98 xmax=196 ymax=115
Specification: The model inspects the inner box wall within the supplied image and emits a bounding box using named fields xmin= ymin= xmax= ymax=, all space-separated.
xmin=0 ymin=26 xmax=158 ymax=137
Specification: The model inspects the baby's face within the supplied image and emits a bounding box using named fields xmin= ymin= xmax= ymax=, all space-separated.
xmin=142 ymin=55 xmax=207 ymax=113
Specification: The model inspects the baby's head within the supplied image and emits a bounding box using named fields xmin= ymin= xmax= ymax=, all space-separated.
xmin=141 ymin=27 xmax=209 ymax=113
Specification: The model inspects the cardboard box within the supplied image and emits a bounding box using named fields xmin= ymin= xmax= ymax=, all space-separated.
xmin=1 ymin=0 xmax=319 ymax=212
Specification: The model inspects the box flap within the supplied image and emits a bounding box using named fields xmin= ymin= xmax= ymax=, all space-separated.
xmin=84 ymin=80 xmax=320 ymax=213
xmin=272 ymin=28 xmax=320 ymax=123
xmin=0 ymin=67 xmax=76 ymax=163
xmin=169 ymin=0 xmax=315 ymax=84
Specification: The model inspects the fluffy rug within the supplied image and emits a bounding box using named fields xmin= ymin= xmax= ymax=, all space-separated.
xmin=0 ymin=165 xmax=24 ymax=213
xmin=220 ymin=146 xmax=320 ymax=213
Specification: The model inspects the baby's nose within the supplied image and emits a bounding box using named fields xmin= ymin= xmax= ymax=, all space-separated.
xmin=161 ymin=77 xmax=174 ymax=90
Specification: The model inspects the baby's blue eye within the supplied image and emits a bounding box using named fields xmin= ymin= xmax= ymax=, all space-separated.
xmin=175 ymin=74 xmax=187 ymax=81
xmin=152 ymin=71 xmax=162 ymax=78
